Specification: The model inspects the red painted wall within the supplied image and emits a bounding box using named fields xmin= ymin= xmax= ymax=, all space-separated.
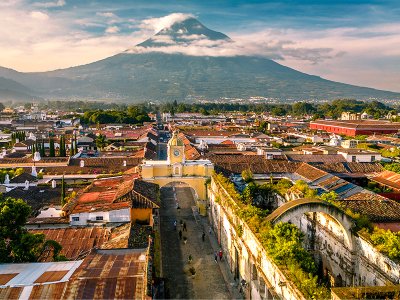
xmin=310 ymin=123 xmax=398 ymax=137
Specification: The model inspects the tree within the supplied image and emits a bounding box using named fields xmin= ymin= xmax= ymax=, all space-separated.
xmin=60 ymin=176 xmax=66 ymax=206
xmin=242 ymin=182 xmax=276 ymax=210
xmin=40 ymin=139 xmax=46 ymax=157
xmin=262 ymin=222 xmax=316 ymax=274
xmin=241 ymin=168 xmax=254 ymax=183
xmin=274 ymin=178 xmax=293 ymax=196
xmin=319 ymin=191 xmax=338 ymax=204
xmin=74 ymin=132 xmax=78 ymax=154
xmin=292 ymin=102 xmax=316 ymax=116
xmin=0 ymin=196 xmax=63 ymax=262
xmin=49 ymin=138 xmax=55 ymax=157
xmin=70 ymin=140 xmax=74 ymax=156
xmin=0 ymin=102 xmax=4 ymax=111
xmin=95 ymin=134 xmax=107 ymax=150
xmin=59 ymin=136 xmax=66 ymax=157
xmin=292 ymin=180 xmax=317 ymax=198
xmin=371 ymin=228 xmax=400 ymax=260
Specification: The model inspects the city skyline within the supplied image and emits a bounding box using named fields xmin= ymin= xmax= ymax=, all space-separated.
xmin=1 ymin=0 xmax=399 ymax=91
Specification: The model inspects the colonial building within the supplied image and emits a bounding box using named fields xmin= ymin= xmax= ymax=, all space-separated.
xmin=140 ymin=130 xmax=213 ymax=201
xmin=310 ymin=120 xmax=400 ymax=136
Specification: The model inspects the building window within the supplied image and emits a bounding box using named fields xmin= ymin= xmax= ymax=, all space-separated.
xmin=72 ymin=217 xmax=79 ymax=222
xmin=352 ymin=156 xmax=356 ymax=162
xmin=96 ymin=216 xmax=104 ymax=221
xmin=174 ymin=166 xmax=180 ymax=175
xmin=371 ymin=156 xmax=375 ymax=162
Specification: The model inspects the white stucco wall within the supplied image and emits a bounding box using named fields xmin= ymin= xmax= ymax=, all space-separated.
xmin=69 ymin=208 xmax=130 ymax=225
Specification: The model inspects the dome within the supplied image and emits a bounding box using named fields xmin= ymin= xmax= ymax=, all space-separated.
xmin=168 ymin=131 xmax=184 ymax=146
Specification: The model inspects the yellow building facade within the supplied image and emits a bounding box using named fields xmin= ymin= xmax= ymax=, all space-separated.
xmin=140 ymin=131 xmax=213 ymax=200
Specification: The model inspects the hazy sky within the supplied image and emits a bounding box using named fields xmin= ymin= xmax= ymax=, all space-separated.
xmin=1 ymin=0 xmax=399 ymax=92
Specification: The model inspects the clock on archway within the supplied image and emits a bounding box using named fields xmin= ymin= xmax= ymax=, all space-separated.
xmin=174 ymin=149 xmax=181 ymax=157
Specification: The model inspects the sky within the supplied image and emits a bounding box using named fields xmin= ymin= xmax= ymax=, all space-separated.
xmin=1 ymin=0 xmax=399 ymax=92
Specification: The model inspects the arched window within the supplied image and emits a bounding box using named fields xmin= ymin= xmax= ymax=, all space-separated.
xmin=174 ymin=166 xmax=180 ymax=175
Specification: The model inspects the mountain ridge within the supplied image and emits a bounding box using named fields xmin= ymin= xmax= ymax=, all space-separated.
xmin=0 ymin=17 xmax=399 ymax=102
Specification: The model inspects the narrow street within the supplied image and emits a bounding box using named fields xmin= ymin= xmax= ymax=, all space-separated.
xmin=160 ymin=184 xmax=231 ymax=299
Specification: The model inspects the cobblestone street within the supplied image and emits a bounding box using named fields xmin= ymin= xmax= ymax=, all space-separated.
xmin=160 ymin=184 xmax=232 ymax=299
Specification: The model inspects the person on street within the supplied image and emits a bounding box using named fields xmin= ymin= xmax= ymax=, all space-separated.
xmin=219 ymin=249 xmax=223 ymax=261
xmin=202 ymin=232 xmax=205 ymax=242
xmin=183 ymin=222 xmax=187 ymax=231
xmin=179 ymin=230 xmax=182 ymax=240
xmin=173 ymin=220 xmax=177 ymax=230
xmin=214 ymin=251 xmax=218 ymax=263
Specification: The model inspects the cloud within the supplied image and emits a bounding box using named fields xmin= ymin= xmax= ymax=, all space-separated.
xmin=139 ymin=13 xmax=195 ymax=33
xmin=97 ymin=12 xmax=116 ymax=18
xmin=105 ymin=26 xmax=119 ymax=34
xmin=34 ymin=0 xmax=65 ymax=8
xmin=129 ymin=29 xmax=335 ymax=65
xmin=96 ymin=11 xmax=121 ymax=25
xmin=30 ymin=11 xmax=49 ymax=21
xmin=0 ymin=1 xmax=146 ymax=72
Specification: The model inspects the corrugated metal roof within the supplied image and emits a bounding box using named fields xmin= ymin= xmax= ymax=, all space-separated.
xmin=64 ymin=249 xmax=147 ymax=300
xmin=0 ymin=260 xmax=83 ymax=287
xmin=29 ymin=227 xmax=111 ymax=260
xmin=34 ymin=271 xmax=69 ymax=284
xmin=0 ymin=274 xmax=18 ymax=285
xmin=0 ymin=249 xmax=149 ymax=300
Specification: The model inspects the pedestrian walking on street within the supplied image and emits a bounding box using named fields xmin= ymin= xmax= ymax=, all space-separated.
xmin=202 ymin=232 xmax=205 ymax=242
xmin=179 ymin=230 xmax=182 ymax=240
xmin=173 ymin=220 xmax=177 ymax=230
xmin=219 ymin=249 xmax=223 ymax=261
xmin=214 ymin=252 xmax=218 ymax=263
xmin=183 ymin=222 xmax=187 ymax=231
xmin=209 ymin=226 xmax=212 ymax=235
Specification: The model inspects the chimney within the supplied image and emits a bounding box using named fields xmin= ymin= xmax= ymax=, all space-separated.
xmin=80 ymin=160 xmax=85 ymax=167
xmin=51 ymin=179 xmax=57 ymax=188
xmin=24 ymin=180 xmax=29 ymax=190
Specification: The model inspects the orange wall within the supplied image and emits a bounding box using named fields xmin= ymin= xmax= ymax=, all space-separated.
xmin=131 ymin=208 xmax=152 ymax=224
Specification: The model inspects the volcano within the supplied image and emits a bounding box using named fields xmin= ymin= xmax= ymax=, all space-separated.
xmin=0 ymin=17 xmax=399 ymax=102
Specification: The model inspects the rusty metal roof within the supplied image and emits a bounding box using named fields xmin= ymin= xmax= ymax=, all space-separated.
xmin=64 ymin=249 xmax=147 ymax=300
xmin=371 ymin=170 xmax=400 ymax=191
xmin=0 ymin=249 xmax=148 ymax=300
xmin=34 ymin=271 xmax=69 ymax=284
xmin=0 ymin=274 xmax=18 ymax=285
xmin=29 ymin=227 xmax=111 ymax=260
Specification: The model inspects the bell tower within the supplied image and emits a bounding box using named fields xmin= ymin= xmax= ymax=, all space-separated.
xmin=167 ymin=131 xmax=185 ymax=164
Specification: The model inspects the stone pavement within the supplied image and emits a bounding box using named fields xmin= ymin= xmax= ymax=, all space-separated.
xmin=160 ymin=184 xmax=241 ymax=299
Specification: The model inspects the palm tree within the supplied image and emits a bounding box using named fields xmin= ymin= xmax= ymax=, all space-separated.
xmin=95 ymin=134 xmax=107 ymax=150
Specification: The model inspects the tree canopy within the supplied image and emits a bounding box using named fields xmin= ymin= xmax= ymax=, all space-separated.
xmin=80 ymin=105 xmax=151 ymax=125
xmin=0 ymin=196 xmax=64 ymax=263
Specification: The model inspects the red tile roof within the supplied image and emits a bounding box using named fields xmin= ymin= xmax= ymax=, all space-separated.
xmin=295 ymin=163 xmax=327 ymax=181
xmin=339 ymin=192 xmax=400 ymax=221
